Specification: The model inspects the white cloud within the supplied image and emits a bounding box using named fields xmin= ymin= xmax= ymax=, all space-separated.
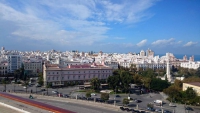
xmin=136 ymin=39 xmax=147 ymax=47
xmin=151 ymin=38 xmax=175 ymax=46
xmin=0 ymin=0 xmax=157 ymax=46
xmin=183 ymin=41 xmax=198 ymax=47
xmin=177 ymin=41 xmax=182 ymax=44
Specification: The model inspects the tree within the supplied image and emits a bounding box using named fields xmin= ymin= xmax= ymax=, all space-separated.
xmin=90 ymin=78 xmax=100 ymax=90
xmin=107 ymin=74 xmax=120 ymax=90
xmin=85 ymin=92 xmax=91 ymax=99
xmin=133 ymin=74 xmax=142 ymax=85
xmin=38 ymin=72 xmax=44 ymax=85
xmin=101 ymin=93 xmax=109 ymax=101
xmin=142 ymin=77 xmax=151 ymax=90
xmin=163 ymin=86 xmax=181 ymax=101
xmin=150 ymin=78 xmax=170 ymax=91
xmin=123 ymin=98 xmax=129 ymax=105
xmin=195 ymin=67 xmax=200 ymax=77
xmin=185 ymin=87 xmax=197 ymax=100
xmin=120 ymin=71 xmax=133 ymax=93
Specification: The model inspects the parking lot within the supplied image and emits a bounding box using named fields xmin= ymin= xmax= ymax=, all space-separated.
xmin=1 ymin=83 xmax=200 ymax=113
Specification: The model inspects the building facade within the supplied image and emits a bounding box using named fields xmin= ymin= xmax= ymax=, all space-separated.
xmin=183 ymin=82 xmax=200 ymax=96
xmin=43 ymin=63 xmax=113 ymax=87
xmin=0 ymin=62 xmax=8 ymax=77
xmin=180 ymin=61 xmax=200 ymax=70
xmin=23 ymin=60 xmax=43 ymax=76
xmin=7 ymin=55 xmax=22 ymax=73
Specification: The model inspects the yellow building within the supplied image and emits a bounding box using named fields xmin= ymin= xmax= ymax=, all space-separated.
xmin=183 ymin=82 xmax=200 ymax=96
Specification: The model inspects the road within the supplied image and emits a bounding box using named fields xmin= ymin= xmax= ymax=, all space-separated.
xmin=1 ymin=84 xmax=200 ymax=113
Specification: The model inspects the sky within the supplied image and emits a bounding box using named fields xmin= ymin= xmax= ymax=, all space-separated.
xmin=0 ymin=0 xmax=200 ymax=54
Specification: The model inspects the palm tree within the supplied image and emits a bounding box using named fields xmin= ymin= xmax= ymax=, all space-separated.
xmin=90 ymin=78 xmax=100 ymax=90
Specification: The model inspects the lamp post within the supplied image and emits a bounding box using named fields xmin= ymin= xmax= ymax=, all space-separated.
xmin=114 ymin=86 xmax=117 ymax=106
xmin=36 ymin=86 xmax=37 ymax=94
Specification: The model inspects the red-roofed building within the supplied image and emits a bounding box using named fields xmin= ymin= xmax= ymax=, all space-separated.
xmin=43 ymin=63 xmax=113 ymax=87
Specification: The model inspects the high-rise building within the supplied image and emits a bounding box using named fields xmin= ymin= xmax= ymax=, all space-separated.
xmin=140 ymin=50 xmax=145 ymax=56
xmin=7 ymin=55 xmax=22 ymax=73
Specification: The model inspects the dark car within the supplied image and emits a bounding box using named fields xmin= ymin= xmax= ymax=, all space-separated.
xmin=41 ymin=88 xmax=46 ymax=91
xmin=147 ymin=107 xmax=155 ymax=111
xmin=185 ymin=107 xmax=193 ymax=111
xmin=115 ymin=95 xmax=120 ymax=97
xmin=135 ymin=99 xmax=142 ymax=103
xmin=120 ymin=107 xmax=125 ymax=111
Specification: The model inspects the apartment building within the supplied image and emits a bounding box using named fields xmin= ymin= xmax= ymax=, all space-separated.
xmin=23 ymin=60 xmax=43 ymax=76
xmin=0 ymin=62 xmax=8 ymax=77
xmin=7 ymin=55 xmax=22 ymax=73
xmin=180 ymin=61 xmax=200 ymax=70
xmin=43 ymin=63 xmax=113 ymax=87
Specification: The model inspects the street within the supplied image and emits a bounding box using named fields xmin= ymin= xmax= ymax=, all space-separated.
xmin=1 ymin=84 xmax=200 ymax=113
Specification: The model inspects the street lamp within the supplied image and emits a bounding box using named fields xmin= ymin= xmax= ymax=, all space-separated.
xmin=114 ymin=86 xmax=117 ymax=106
xmin=36 ymin=86 xmax=37 ymax=94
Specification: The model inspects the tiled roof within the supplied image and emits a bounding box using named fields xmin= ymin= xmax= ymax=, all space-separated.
xmin=185 ymin=82 xmax=200 ymax=87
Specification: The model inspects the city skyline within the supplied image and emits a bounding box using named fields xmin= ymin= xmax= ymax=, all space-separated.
xmin=0 ymin=0 xmax=200 ymax=54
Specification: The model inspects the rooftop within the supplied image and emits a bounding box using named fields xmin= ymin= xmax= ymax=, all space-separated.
xmin=185 ymin=82 xmax=200 ymax=87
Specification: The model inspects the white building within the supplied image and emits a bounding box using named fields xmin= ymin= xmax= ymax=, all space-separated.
xmin=0 ymin=61 xmax=8 ymax=77
xmin=23 ymin=60 xmax=43 ymax=76
xmin=7 ymin=55 xmax=22 ymax=73
xmin=43 ymin=63 xmax=113 ymax=87
xmin=180 ymin=61 xmax=200 ymax=69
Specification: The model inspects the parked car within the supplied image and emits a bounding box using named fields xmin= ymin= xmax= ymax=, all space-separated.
xmin=135 ymin=99 xmax=142 ymax=103
xmin=185 ymin=107 xmax=193 ymax=111
xmin=52 ymin=91 xmax=59 ymax=94
xmin=169 ymin=103 xmax=176 ymax=107
xmin=164 ymin=110 xmax=172 ymax=113
xmin=91 ymin=93 xmax=96 ymax=96
xmin=147 ymin=107 xmax=155 ymax=111
xmin=155 ymin=108 xmax=162 ymax=112
xmin=35 ymin=84 xmax=41 ymax=87
xmin=23 ymin=86 xmax=28 ymax=89
xmin=115 ymin=95 xmax=120 ymax=97
xmin=41 ymin=88 xmax=46 ymax=91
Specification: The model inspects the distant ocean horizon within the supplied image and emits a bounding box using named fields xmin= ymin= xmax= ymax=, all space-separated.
xmin=155 ymin=54 xmax=200 ymax=61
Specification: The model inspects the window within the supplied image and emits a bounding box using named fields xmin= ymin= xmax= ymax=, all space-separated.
xmin=52 ymin=77 xmax=54 ymax=80
xmin=89 ymin=76 xmax=90 ymax=78
xmin=57 ymin=72 xmax=59 ymax=74
xmin=78 ymin=76 xmax=80 ymax=79
xmin=48 ymin=77 xmax=50 ymax=80
xmin=62 ymin=76 xmax=64 ymax=80
xmin=53 ymin=72 xmax=54 ymax=74
xmin=57 ymin=77 xmax=58 ymax=80
xmin=68 ymin=76 xmax=70 ymax=79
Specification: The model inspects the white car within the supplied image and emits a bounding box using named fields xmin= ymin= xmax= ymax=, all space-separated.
xmin=23 ymin=86 xmax=27 ymax=89
xmin=52 ymin=91 xmax=59 ymax=94
xmin=91 ymin=93 xmax=96 ymax=96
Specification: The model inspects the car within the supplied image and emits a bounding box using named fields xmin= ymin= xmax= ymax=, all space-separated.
xmin=41 ymin=88 xmax=46 ymax=91
xmin=23 ymin=86 xmax=27 ymax=89
xmin=135 ymin=99 xmax=142 ymax=103
xmin=35 ymin=84 xmax=41 ymax=87
xmin=147 ymin=107 xmax=155 ymax=111
xmin=155 ymin=108 xmax=162 ymax=112
xmin=91 ymin=93 xmax=96 ymax=96
xmin=164 ymin=110 xmax=172 ymax=113
xmin=115 ymin=95 xmax=120 ymax=97
xmin=52 ymin=91 xmax=59 ymax=94
xmin=169 ymin=103 xmax=176 ymax=107
xmin=185 ymin=107 xmax=193 ymax=111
